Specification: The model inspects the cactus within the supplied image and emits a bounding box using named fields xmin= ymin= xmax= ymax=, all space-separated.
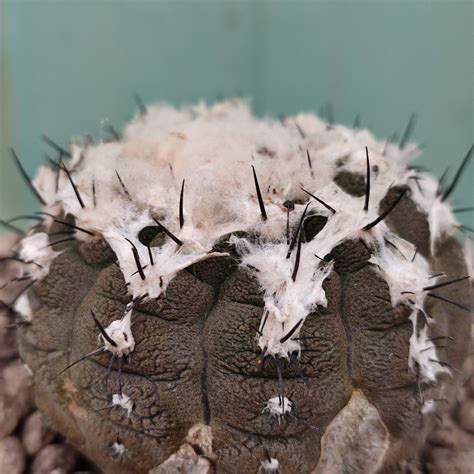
xmin=3 ymin=99 xmax=472 ymax=473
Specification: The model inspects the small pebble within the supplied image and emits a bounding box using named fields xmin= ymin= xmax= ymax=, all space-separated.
xmin=0 ymin=313 xmax=17 ymax=361
xmin=0 ymin=436 xmax=26 ymax=474
xmin=150 ymin=443 xmax=211 ymax=474
xmin=31 ymin=444 xmax=77 ymax=474
xmin=0 ymin=360 xmax=34 ymax=439
xmin=22 ymin=410 xmax=56 ymax=455
xmin=186 ymin=423 xmax=213 ymax=458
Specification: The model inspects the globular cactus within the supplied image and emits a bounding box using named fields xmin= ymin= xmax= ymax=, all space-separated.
xmin=3 ymin=100 xmax=472 ymax=473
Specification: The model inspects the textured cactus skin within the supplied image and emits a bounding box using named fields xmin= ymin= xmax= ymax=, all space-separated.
xmin=8 ymin=99 xmax=472 ymax=473
xmin=16 ymin=189 xmax=471 ymax=474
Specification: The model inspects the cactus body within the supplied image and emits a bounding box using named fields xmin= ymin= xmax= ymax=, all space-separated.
xmin=10 ymin=100 xmax=472 ymax=473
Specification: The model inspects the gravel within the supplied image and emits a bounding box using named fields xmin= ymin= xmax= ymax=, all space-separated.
xmin=0 ymin=236 xmax=79 ymax=473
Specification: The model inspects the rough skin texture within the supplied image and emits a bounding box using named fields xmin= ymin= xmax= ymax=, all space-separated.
xmin=16 ymin=190 xmax=471 ymax=474
xmin=9 ymin=101 xmax=472 ymax=473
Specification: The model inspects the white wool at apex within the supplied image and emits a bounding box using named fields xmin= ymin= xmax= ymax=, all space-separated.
xmin=27 ymin=99 xmax=465 ymax=380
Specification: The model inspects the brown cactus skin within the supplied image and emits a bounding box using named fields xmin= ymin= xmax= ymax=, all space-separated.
xmin=15 ymin=185 xmax=472 ymax=474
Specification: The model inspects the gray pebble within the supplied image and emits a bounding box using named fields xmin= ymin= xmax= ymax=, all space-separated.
xmin=31 ymin=444 xmax=77 ymax=474
xmin=21 ymin=410 xmax=55 ymax=455
xmin=0 ymin=436 xmax=26 ymax=474
xmin=0 ymin=360 xmax=33 ymax=439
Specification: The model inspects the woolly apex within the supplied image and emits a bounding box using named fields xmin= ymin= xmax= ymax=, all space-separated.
xmin=26 ymin=99 xmax=466 ymax=369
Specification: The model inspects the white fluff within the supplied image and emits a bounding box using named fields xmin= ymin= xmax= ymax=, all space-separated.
xmin=111 ymin=393 xmax=134 ymax=417
xmin=405 ymin=171 xmax=460 ymax=254
xmin=19 ymin=232 xmax=61 ymax=280
xmin=110 ymin=442 xmax=127 ymax=457
xmin=408 ymin=314 xmax=450 ymax=382
xmin=369 ymin=231 xmax=430 ymax=307
xmin=260 ymin=457 xmax=279 ymax=473
xmin=26 ymin=99 xmax=464 ymax=382
xmin=22 ymin=363 xmax=33 ymax=377
xmin=13 ymin=294 xmax=32 ymax=322
xmin=102 ymin=310 xmax=135 ymax=356
xmin=421 ymin=399 xmax=436 ymax=415
xmin=463 ymin=237 xmax=473 ymax=278
xmin=263 ymin=396 xmax=293 ymax=420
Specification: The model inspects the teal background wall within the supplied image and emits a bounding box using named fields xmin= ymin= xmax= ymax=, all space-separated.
xmin=1 ymin=0 xmax=473 ymax=227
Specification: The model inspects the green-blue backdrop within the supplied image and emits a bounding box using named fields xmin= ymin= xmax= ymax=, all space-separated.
xmin=1 ymin=0 xmax=472 ymax=227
